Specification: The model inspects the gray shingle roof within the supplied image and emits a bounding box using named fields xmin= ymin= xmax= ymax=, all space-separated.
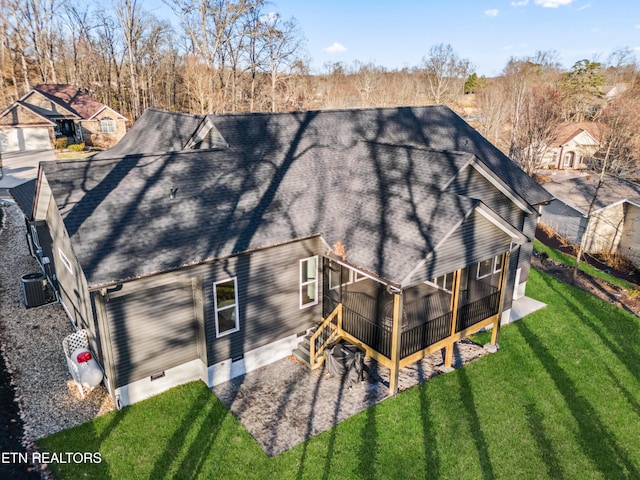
xmin=92 ymin=109 xmax=204 ymax=159
xmin=543 ymin=171 xmax=640 ymax=214
xmin=43 ymin=142 xmax=476 ymax=288
xmin=9 ymin=179 xmax=36 ymax=219
xmin=41 ymin=106 xmax=549 ymax=288
xmin=206 ymin=106 xmax=552 ymax=206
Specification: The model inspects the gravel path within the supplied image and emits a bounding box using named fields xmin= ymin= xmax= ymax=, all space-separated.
xmin=0 ymin=201 xmax=114 ymax=475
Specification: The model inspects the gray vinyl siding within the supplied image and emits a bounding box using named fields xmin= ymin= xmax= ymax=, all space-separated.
xmin=409 ymin=210 xmax=514 ymax=286
xmin=517 ymin=214 xmax=538 ymax=285
xmin=202 ymin=236 xmax=325 ymax=366
xmin=91 ymin=236 xmax=325 ymax=373
xmin=539 ymin=199 xmax=586 ymax=245
xmin=449 ymin=166 xmax=526 ymax=230
xmin=503 ymin=247 xmax=521 ymax=310
xmin=45 ymin=198 xmax=101 ymax=357
xmin=102 ymin=281 xmax=199 ymax=388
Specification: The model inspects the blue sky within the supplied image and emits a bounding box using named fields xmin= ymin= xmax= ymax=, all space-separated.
xmin=268 ymin=0 xmax=639 ymax=76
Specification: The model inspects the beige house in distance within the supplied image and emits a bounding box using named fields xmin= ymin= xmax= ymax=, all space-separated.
xmin=540 ymin=171 xmax=640 ymax=267
xmin=539 ymin=122 xmax=600 ymax=170
xmin=0 ymin=84 xmax=127 ymax=153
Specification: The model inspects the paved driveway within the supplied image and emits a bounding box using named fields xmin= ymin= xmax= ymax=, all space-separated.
xmin=0 ymin=150 xmax=54 ymax=199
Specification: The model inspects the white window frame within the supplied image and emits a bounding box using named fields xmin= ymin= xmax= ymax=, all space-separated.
xmin=426 ymin=273 xmax=453 ymax=293
xmin=477 ymin=255 xmax=502 ymax=280
xmin=100 ymin=117 xmax=116 ymax=134
xmin=213 ymin=277 xmax=240 ymax=337
xmin=58 ymin=247 xmax=73 ymax=275
xmin=299 ymin=256 xmax=319 ymax=309
xmin=494 ymin=254 xmax=503 ymax=274
xmin=328 ymin=262 xmax=366 ymax=291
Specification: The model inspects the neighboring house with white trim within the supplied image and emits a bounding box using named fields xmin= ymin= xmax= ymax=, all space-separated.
xmin=0 ymin=84 xmax=126 ymax=153
xmin=540 ymin=171 xmax=640 ymax=267
xmin=539 ymin=123 xmax=600 ymax=170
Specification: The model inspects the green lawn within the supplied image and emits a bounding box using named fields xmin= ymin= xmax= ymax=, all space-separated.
xmin=39 ymin=268 xmax=640 ymax=479
xmin=534 ymin=238 xmax=637 ymax=290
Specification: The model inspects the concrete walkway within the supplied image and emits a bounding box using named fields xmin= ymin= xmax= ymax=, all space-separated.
xmin=510 ymin=296 xmax=547 ymax=323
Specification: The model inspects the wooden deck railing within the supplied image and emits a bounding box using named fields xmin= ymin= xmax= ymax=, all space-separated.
xmin=309 ymin=303 xmax=342 ymax=369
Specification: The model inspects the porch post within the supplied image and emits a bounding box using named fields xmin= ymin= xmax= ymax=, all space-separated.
xmin=389 ymin=292 xmax=403 ymax=396
xmin=444 ymin=268 xmax=462 ymax=368
xmin=490 ymin=251 xmax=511 ymax=345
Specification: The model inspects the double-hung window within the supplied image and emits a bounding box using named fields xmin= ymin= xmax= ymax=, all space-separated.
xmin=300 ymin=256 xmax=318 ymax=308
xmin=213 ymin=277 xmax=239 ymax=337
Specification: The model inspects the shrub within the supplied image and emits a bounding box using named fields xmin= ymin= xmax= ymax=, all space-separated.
xmin=68 ymin=142 xmax=85 ymax=152
xmin=54 ymin=137 xmax=68 ymax=149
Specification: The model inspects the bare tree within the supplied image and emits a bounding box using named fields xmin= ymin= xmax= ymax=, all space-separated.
xmin=116 ymin=0 xmax=146 ymax=119
xmin=165 ymin=0 xmax=261 ymax=113
xmin=257 ymin=12 xmax=305 ymax=112
xmin=476 ymin=81 xmax=508 ymax=149
xmin=511 ymin=85 xmax=564 ymax=175
xmin=14 ymin=0 xmax=59 ymax=83
xmin=605 ymin=47 xmax=638 ymax=86
xmin=421 ymin=43 xmax=471 ymax=104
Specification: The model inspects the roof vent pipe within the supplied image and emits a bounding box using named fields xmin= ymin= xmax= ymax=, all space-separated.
xmin=170 ymin=187 xmax=178 ymax=200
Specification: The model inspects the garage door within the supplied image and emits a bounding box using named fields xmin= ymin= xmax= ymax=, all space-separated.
xmin=0 ymin=127 xmax=51 ymax=152
xmin=105 ymin=282 xmax=199 ymax=388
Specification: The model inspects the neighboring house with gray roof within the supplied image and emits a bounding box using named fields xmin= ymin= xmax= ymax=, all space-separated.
xmin=540 ymin=171 xmax=640 ymax=266
xmin=0 ymin=84 xmax=127 ymax=153
xmin=22 ymin=106 xmax=552 ymax=406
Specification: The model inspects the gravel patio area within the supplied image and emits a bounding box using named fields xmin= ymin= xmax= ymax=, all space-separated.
xmin=0 ymin=202 xmax=114 ymax=448
xmin=213 ymin=337 xmax=491 ymax=457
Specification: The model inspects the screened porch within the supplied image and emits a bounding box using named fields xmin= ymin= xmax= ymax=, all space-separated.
xmin=314 ymin=253 xmax=509 ymax=394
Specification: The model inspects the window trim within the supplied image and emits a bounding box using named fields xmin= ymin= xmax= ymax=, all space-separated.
xmin=477 ymin=255 xmax=502 ymax=280
xmin=329 ymin=263 xmax=365 ymax=290
xmin=58 ymin=247 xmax=73 ymax=275
xmin=493 ymin=254 xmax=503 ymax=274
xmin=299 ymin=256 xmax=319 ymax=309
xmin=213 ymin=277 xmax=240 ymax=338
xmin=426 ymin=273 xmax=453 ymax=293
xmin=99 ymin=117 xmax=116 ymax=134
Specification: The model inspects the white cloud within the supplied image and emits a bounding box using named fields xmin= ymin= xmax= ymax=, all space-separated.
xmin=485 ymin=9 xmax=499 ymax=17
xmin=534 ymin=0 xmax=575 ymax=7
xmin=511 ymin=0 xmax=529 ymax=6
xmin=324 ymin=42 xmax=347 ymax=54
xmin=502 ymin=43 xmax=528 ymax=51
xmin=635 ymin=25 xmax=640 ymax=29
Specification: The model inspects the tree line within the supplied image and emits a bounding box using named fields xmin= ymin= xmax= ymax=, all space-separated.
xmin=1 ymin=0 xmax=639 ymax=180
